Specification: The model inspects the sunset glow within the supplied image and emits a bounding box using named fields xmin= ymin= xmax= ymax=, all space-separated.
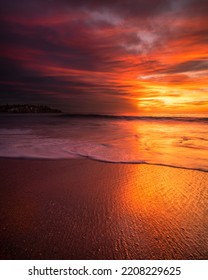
xmin=0 ymin=0 xmax=207 ymax=114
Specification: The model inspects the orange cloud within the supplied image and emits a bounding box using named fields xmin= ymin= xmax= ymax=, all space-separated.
xmin=0 ymin=0 xmax=207 ymax=114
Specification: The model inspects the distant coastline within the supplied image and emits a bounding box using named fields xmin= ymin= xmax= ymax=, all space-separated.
xmin=0 ymin=104 xmax=62 ymax=113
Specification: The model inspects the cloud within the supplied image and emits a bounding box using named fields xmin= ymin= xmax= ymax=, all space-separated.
xmin=0 ymin=0 xmax=207 ymax=114
xmin=164 ymin=59 xmax=208 ymax=74
xmin=0 ymin=0 xmax=171 ymax=18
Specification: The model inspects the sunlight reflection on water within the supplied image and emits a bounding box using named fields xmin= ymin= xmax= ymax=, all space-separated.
xmin=0 ymin=114 xmax=207 ymax=171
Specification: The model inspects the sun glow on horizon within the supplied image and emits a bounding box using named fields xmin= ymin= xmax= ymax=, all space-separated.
xmin=0 ymin=0 xmax=207 ymax=115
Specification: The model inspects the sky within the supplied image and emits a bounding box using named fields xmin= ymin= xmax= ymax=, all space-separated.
xmin=0 ymin=0 xmax=207 ymax=115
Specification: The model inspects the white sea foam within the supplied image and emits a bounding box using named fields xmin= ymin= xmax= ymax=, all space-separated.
xmin=0 ymin=114 xmax=207 ymax=171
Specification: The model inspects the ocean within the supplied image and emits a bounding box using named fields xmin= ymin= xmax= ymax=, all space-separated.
xmin=0 ymin=114 xmax=208 ymax=171
xmin=0 ymin=114 xmax=208 ymax=260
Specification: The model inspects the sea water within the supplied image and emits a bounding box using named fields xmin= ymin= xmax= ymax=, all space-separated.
xmin=0 ymin=114 xmax=207 ymax=171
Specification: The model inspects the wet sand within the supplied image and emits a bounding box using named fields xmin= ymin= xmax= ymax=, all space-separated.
xmin=0 ymin=158 xmax=207 ymax=259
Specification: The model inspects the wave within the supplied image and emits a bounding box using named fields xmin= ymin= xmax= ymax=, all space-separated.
xmin=81 ymin=155 xmax=208 ymax=173
xmin=60 ymin=114 xmax=208 ymax=123
xmin=0 ymin=113 xmax=207 ymax=172
xmin=1 ymin=152 xmax=207 ymax=173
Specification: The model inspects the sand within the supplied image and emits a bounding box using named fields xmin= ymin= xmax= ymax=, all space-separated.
xmin=0 ymin=158 xmax=207 ymax=260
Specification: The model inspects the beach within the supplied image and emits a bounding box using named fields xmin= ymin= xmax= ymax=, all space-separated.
xmin=0 ymin=158 xmax=207 ymax=260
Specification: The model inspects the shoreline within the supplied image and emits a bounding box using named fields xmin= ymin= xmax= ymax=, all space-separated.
xmin=0 ymin=158 xmax=207 ymax=260
xmin=0 ymin=156 xmax=207 ymax=173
